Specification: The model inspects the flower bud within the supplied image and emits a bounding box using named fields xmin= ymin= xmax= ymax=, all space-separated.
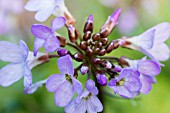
xmin=57 ymin=36 xmax=67 ymax=47
xmin=57 ymin=48 xmax=68 ymax=56
xmin=105 ymin=40 xmax=120 ymax=53
xmin=68 ymin=25 xmax=78 ymax=43
xmin=92 ymin=33 xmax=101 ymax=41
xmin=86 ymin=47 xmax=93 ymax=56
xmin=80 ymin=41 xmax=87 ymax=50
xmin=101 ymin=38 xmax=108 ymax=46
xmin=99 ymin=49 xmax=106 ymax=56
xmin=96 ymin=73 xmax=108 ymax=86
xmin=100 ymin=8 xmax=121 ymax=38
xmin=99 ymin=60 xmax=112 ymax=69
xmin=92 ymin=58 xmax=101 ymax=64
xmin=84 ymin=15 xmax=94 ymax=33
xmin=80 ymin=65 xmax=89 ymax=75
xmin=74 ymin=53 xmax=84 ymax=62
xmin=83 ymin=31 xmax=91 ymax=41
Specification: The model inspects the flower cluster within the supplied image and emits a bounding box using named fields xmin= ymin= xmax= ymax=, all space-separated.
xmin=0 ymin=0 xmax=170 ymax=113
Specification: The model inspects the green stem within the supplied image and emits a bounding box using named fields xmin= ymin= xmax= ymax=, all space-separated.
xmin=66 ymin=42 xmax=83 ymax=54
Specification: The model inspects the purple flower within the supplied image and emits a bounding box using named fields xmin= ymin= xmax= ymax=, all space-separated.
xmin=0 ymin=40 xmax=32 ymax=87
xmin=31 ymin=17 xmax=66 ymax=56
xmin=122 ymin=22 xmax=170 ymax=61
xmin=125 ymin=57 xmax=160 ymax=94
xmin=25 ymin=0 xmax=71 ymax=22
xmin=0 ymin=40 xmax=49 ymax=88
xmin=46 ymin=55 xmax=82 ymax=107
xmin=108 ymin=68 xmax=142 ymax=98
xmin=24 ymin=79 xmax=47 ymax=94
xmin=65 ymin=79 xmax=103 ymax=113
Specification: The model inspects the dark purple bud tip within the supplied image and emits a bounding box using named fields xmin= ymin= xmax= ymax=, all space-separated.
xmin=57 ymin=48 xmax=69 ymax=56
xmin=84 ymin=15 xmax=94 ymax=33
xmin=80 ymin=65 xmax=89 ymax=75
xmin=96 ymin=73 xmax=108 ymax=86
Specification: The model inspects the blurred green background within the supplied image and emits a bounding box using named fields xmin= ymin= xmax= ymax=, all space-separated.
xmin=0 ymin=0 xmax=170 ymax=113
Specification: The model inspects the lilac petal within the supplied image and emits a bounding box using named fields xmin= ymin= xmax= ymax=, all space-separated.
xmin=24 ymin=79 xmax=47 ymax=94
xmin=24 ymin=0 xmax=42 ymax=11
xmin=34 ymin=38 xmax=46 ymax=56
xmin=140 ymin=75 xmax=156 ymax=94
xmin=124 ymin=76 xmax=141 ymax=92
xmin=0 ymin=63 xmax=24 ymax=87
xmin=31 ymin=24 xmax=52 ymax=39
xmin=118 ymin=69 xmax=140 ymax=80
xmin=46 ymin=74 xmax=65 ymax=92
xmin=147 ymin=43 xmax=170 ymax=61
xmin=57 ymin=55 xmax=74 ymax=75
xmin=71 ymin=77 xmax=83 ymax=95
xmin=24 ymin=64 xmax=32 ymax=87
xmin=112 ymin=86 xmax=134 ymax=98
xmin=87 ymin=96 xmax=103 ymax=113
xmin=35 ymin=7 xmax=55 ymax=22
xmin=108 ymin=79 xmax=117 ymax=86
xmin=138 ymin=47 xmax=163 ymax=66
xmin=19 ymin=40 xmax=29 ymax=61
xmin=0 ymin=41 xmax=22 ymax=62
xmin=126 ymin=29 xmax=155 ymax=49
xmin=85 ymin=79 xmax=98 ymax=95
xmin=150 ymin=22 xmax=170 ymax=43
xmin=138 ymin=60 xmax=161 ymax=76
xmin=51 ymin=17 xmax=66 ymax=31
xmin=44 ymin=35 xmax=60 ymax=52
xmin=55 ymin=80 xmax=74 ymax=106
xmin=65 ymin=98 xmax=86 ymax=113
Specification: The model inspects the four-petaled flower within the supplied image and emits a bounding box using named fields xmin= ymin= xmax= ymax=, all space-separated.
xmin=31 ymin=17 xmax=66 ymax=56
xmin=122 ymin=22 xmax=170 ymax=62
xmin=65 ymin=79 xmax=103 ymax=113
xmin=46 ymin=55 xmax=82 ymax=107
xmin=0 ymin=40 xmax=32 ymax=87
xmin=125 ymin=57 xmax=161 ymax=94
xmin=108 ymin=68 xmax=142 ymax=98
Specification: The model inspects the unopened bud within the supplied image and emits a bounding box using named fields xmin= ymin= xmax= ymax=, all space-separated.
xmin=96 ymin=73 xmax=108 ymax=86
xmin=92 ymin=33 xmax=100 ymax=41
xmin=57 ymin=48 xmax=69 ymax=56
xmin=94 ymin=48 xmax=100 ymax=54
xmin=100 ymin=8 xmax=121 ymax=38
xmin=99 ymin=49 xmax=106 ymax=56
xmin=83 ymin=31 xmax=91 ymax=41
xmin=80 ymin=41 xmax=87 ymax=50
xmin=74 ymin=53 xmax=84 ymax=62
xmin=105 ymin=40 xmax=120 ymax=53
xmin=84 ymin=15 xmax=94 ymax=33
xmin=68 ymin=25 xmax=78 ymax=43
xmin=86 ymin=47 xmax=93 ymax=56
xmin=101 ymin=38 xmax=108 ymax=46
xmin=57 ymin=36 xmax=67 ymax=47
xmin=80 ymin=65 xmax=89 ymax=75
xmin=99 ymin=60 xmax=112 ymax=69
xmin=92 ymin=58 xmax=101 ymax=64
xmin=97 ymin=42 xmax=103 ymax=48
